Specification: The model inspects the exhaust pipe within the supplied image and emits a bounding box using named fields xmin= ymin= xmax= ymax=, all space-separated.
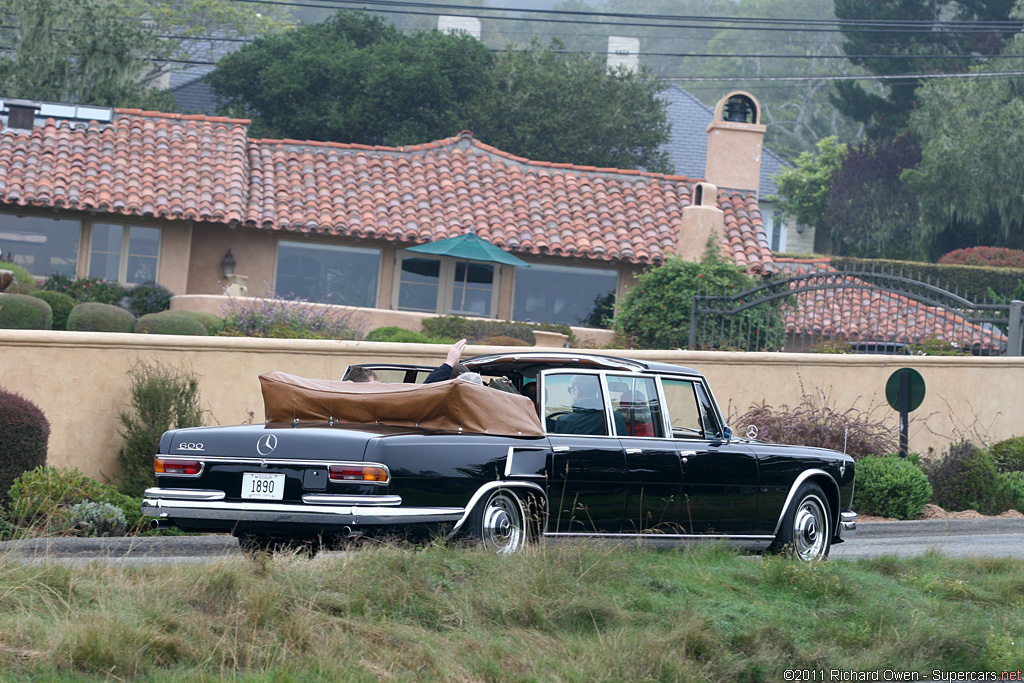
xmin=151 ymin=519 xmax=175 ymax=530
xmin=341 ymin=526 xmax=364 ymax=538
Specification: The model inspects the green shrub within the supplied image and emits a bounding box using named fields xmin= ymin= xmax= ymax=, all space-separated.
xmin=66 ymin=501 xmax=127 ymax=537
xmin=29 ymin=290 xmax=76 ymax=329
xmin=67 ymin=302 xmax=136 ymax=332
xmin=174 ymin=310 xmax=225 ymax=335
xmin=421 ymin=316 xmax=536 ymax=345
xmin=0 ymin=293 xmax=52 ymax=329
xmin=854 ymin=455 xmax=932 ymax=519
xmin=117 ymin=359 xmax=204 ymax=495
xmin=1000 ymin=471 xmax=1024 ymax=513
xmin=925 ymin=441 xmax=1013 ymax=515
xmin=127 ymin=281 xmax=174 ymax=316
xmin=479 ymin=335 xmax=531 ymax=346
xmin=135 ymin=311 xmax=208 ymax=336
xmin=43 ymin=274 xmax=129 ymax=304
xmin=0 ymin=388 xmax=50 ymax=505
xmin=990 ymin=436 xmax=1024 ymax=473
xmin=613 ymin=255 xmax=778 ymax=350
xmin=5 ymin=466 xmax=144 ymax=535
xmin=0 ymin=262 xmax=40 ymax=293
xmin=365 ymin=326 xmax=455 ymax=344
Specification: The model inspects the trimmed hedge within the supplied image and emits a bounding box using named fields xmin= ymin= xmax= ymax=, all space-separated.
xmin=67 ymin=302 xmax=135 ymax=333
xmin=365 ymin=326 xmax=455 ymax=344
xmin=0 ymin=262 xmax=39 ymax=293
xmin=0 ymin=388 xmax=50 ymax=505
xmin=174 ymin=310 xmax=225 ymax=335
xmin=854 ymin=455 xmax=932 ymax=520
xmin=135 ymin=311 xmax=208 ymax=336
xmin=990 ymin=436 xmax=1024 ymax=473
xmin=29 ymin=290 xmax=76 ymax=330
xmin=127 ymin=281 xmax=174 ymax=316
xmin=422 ymin=316 xmax=536 ymax=345
xmin=832 ymin=256 xmax=1024 ymax=302
xmin=0 ymin=293 xmax=52 ymax=330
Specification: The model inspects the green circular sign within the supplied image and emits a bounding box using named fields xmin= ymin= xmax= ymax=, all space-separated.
xmin=885 ymin=368 xmax=926 ymax=412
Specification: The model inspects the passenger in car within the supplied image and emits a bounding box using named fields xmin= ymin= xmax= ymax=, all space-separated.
xmin=347 ymin=367 xmax=378 ymax=382
xmin=425 ymin=338 xmax=469 ymax=383
xmin=549 ymin=375 xmax=626 ymax=436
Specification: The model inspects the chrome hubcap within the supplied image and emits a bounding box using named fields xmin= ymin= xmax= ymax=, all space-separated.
xmin=481 ymin=494 xmax=523 ymax=554
xmin=793 ymin=496 xmax=827 ymax=561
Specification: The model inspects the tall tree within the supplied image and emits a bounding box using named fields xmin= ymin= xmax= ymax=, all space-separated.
xmin=0 ymin=0 xmax=286 ymax=108
xmin=773 ymin=136 xmax=847 ymax=252
xmin=832 ymin=0 xmax=1016 ymax=138
xmin=208 ymin=11 xmax=495 ymax=145
xmin=471 ymin=40 xmax=671 ymax=171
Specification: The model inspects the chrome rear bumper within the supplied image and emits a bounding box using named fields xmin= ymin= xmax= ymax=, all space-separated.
xmin=839 ymin=511 xmax=857 ymax=539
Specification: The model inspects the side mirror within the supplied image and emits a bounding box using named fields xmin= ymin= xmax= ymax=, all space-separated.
xmin=723 ymin=426 xmax=733 ymax=440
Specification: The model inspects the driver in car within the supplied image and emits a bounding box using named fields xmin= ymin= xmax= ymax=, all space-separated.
xmin=548 ymin=375 xmax=625 ymax=436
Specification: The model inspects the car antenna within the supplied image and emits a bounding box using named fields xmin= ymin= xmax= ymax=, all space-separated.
xmin=292 ymin=398 xmax=299 ymax=427
xmin=843 ymin=427 xmax=848 ymax=454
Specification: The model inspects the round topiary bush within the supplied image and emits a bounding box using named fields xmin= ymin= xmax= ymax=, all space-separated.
xmin=29 ymin=290 xmax=76 ymax=330
xmin=854 ymin=455 xmax=932 ymax=519
xmin=134 ymin=311 xmax=208 ymax=336
xmin=0 ymin=262 xmax=40 ymax=293
xmin=990 ymin=436 xmax=1024 ymax=473
xmin=66 ymin=302 xmax=135 ymax=333
xmin=0 ymin=293 xmax=52 ymax=329
xmin=925 ymin=441 xmax=1012 ymax=515
xmin=127 ymin=281 xmax=174 ymax=316
xmin=174 ymin=310 xmax=225 ymax=335
xmin=0 ymin=388 xmax=50 ymax=504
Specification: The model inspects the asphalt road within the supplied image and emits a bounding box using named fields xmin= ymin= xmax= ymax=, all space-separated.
xmin=1 ymin=519 xmax=1022 ymax=564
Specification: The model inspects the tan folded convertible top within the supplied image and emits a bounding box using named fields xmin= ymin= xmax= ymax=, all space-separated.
xmin=259 ymin=372 xmax=545 ymax=437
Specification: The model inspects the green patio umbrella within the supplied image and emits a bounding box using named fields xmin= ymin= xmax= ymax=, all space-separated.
xmin=406 ymin=232 xmax=530 ymax=267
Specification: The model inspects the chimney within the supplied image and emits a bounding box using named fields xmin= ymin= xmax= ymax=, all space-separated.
xmin=704 ymin=91 xmax=766 ymax=194
xmin=676 ymin=182 xmax=725 ymax=260
xmin=607 ymin=36 xmax=639 ymax=73
xmin=4 ymin=99 xmax=40 ymax=130
xmin=438 ymin=15 xmax=481 ymax=40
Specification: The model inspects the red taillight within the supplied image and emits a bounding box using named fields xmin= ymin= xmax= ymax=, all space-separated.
xmin=329 ymin=465 xmax=388 ymax=483
xmin=154 ymin=458 xmax=202 ymax=476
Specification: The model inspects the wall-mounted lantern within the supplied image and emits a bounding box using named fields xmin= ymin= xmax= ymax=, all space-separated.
xmin=221 ymin=249 xmax=236 ymax=279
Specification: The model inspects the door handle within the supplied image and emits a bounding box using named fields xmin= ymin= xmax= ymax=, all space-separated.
xmin=679 ymin=450 xmax=696 ymax=464
xmin=624 ymin=448 xmax=643 ymax=455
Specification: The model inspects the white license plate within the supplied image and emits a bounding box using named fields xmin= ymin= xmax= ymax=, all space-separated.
xmin=241 ymin=473 xmax=285 ymax=500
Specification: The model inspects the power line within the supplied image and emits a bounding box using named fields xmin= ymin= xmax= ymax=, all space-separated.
xmin=664 ymin=69 xmax=1024 ymax=82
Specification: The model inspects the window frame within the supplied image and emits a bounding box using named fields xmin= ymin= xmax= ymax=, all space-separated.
xmin=511 ymin=261 xmax=619 ymax=326
xmin=391 ymin=249 xmax=502 ymax=317
xmin=87 ymin=222 xmax=161 ymax=285
xmin=274 ymin=239 xmax=382 ymax=307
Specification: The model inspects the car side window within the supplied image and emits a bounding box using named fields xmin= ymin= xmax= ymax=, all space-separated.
xmin=694 ymin=382 xmax=725 ymax=439
xmin=660 ymin=378 xmax=704 ymax=439
xmin=544 ymin=373 xmax=614 ymax=436
xmin=608 ymin=375 xmax=665 ymax=438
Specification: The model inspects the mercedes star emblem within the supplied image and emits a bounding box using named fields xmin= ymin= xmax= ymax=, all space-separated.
xmin=256 ymin=434 xmax=278 ymax=456
xmin=745 ymin=425 xmax=759 ymax=439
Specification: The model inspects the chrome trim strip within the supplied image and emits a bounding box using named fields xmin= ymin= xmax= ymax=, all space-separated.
xmin=447 ymin=481 xmax=547 ymax=537
xmin=143 ymin=487 xmax=225 ymax=501
xmin=162 ymin=456 xmax=384 ymax=469
xmin=840 ymin=511 xmax=857 ymax=538
xmin=544 ymin=532 xmax=775 ymax=541
xmin=301 ymin=494 xmax=401 ymax=506
xmin=771 ymin=469 xmax=840 ymax=537
xmin=141 ymin=498 xmax=462 ymax=525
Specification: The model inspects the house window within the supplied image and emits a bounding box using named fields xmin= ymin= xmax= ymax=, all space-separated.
xmin=275 ymin=241 xmax=381 ymax=307
xmin=394 ymin=252 xmax=498 ymax=316
xmin=512 ymin=263 xmax=618 ymax=326
xmin=89 ymin=223 xmax=160 ymax=284
xmin=0 ymin=214 xmax=80 ymax=278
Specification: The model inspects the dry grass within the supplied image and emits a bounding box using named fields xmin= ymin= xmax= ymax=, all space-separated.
xmin=0 ymin=542 xmax=1021 ymax=681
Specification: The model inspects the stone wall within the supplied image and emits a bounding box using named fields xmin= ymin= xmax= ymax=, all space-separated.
xmin=1 ymin=329 xmax=1020 ymax=482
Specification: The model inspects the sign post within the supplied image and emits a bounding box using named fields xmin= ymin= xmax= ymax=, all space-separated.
xmin=885 ymin=368 xmax=925 ymax=458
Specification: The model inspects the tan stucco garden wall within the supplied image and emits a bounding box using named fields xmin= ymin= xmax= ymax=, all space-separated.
xmin=1 ymin=328 xmax=1021 ymax=482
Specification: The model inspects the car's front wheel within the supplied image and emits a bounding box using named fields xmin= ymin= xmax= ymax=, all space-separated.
xmin=770 ymin=482 xmax=832 ymax=561
xmin=468 ymin=490 xmax=528 ymax=554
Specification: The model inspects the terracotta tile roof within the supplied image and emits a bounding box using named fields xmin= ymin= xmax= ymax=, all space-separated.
xmin=776 ymin=258 xmax=1007 ymax=351
xmin=0 ymin=110 xmax=775 ymax=272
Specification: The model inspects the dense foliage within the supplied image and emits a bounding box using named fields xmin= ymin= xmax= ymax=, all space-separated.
xmin=42 ymin=274 xmax=128 ymax=304
xmin=126 ymin=281 xmax=174 ymax=317
xmin=365 ymin=327 xmax=455 ymax=345
xmin=0 ymin=388 xmax=49 ymax=505
xmin=854 ymin=455 xmax=933 ymax=520
xmin=773 ymin=137 xmax=847 ymax=251
xmin=173 ymin=310 xmax=225 ymax=335
xmin=613 ymin=256 xmax=769 ymax=350
xmin=210 ymin=10 xmax=670 ymax=171
xmin=135 ymin=311 xmax=208 ymax=336
xmin=0 ymin=261 xmax=38 ymax=293
xmin=66 ymin=302 xmax=135 ymax=333
xmin=990 ymin=436 xmax=1024 ymax=473
xmin=824 ymin=135 xmax=924 ymax=260
xmin=421 ymin=316 xmax=536 ymax=345
xmin=734 ymin=387 xmax=894 ymax=460
xmin=117 ymin=360 xmax=204 ymax=495
xmin=939 ymin=246 xmax=1024 ymax=268
xmin=0 ymin=293 xmax=52 ymax=329
xmin=29 ymin=290 xmax=75 ymax=329
xmin=925 ymin=441 xmax=1014 ymax=515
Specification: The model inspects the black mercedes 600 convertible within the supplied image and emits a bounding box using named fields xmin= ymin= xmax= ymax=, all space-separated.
xmin=142 ymin=352 xmax=856 ymax=561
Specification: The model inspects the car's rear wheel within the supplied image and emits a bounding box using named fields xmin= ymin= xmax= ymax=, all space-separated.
xmin=770 ymin=482 xmax=832 ymax=561
xmin=468 ymin=490 xmax=528 ymax=554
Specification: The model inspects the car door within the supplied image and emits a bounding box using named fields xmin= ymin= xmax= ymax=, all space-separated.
xmin=541 ymin=370 xmax=627 ymax=533
xmin=606 ymin=374 xmax=685 ymax=534
xmin=660 ymin=377 xmax=759 ymax=535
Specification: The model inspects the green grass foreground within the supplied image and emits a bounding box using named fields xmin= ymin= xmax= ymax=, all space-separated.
xmin=1 ymin=543 xmax=1022 ymax=682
